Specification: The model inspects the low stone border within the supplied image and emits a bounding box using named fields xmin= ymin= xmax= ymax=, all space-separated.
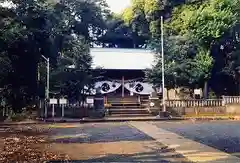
xmin=0 ymin=120 xmax=43 ymax=126
xmin=2 ymin=116 xmax=240 ymax=125
xmin=184 ymin=116 xmax=240 ymax=121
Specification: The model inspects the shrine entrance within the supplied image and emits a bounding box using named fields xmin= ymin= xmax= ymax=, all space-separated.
xmin=89 ymin=48 xmax=156 ymax=116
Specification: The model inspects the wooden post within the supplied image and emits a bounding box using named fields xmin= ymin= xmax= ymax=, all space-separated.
xmin=62 ymin=104 xmax=64 ymax=118
xmin=122 ymin=76 xmax=125 ymax=97
xmin=2 ymin=107 xmax=5 ymax=117
xmin=52 ymin=104 xmax=55 ymax=118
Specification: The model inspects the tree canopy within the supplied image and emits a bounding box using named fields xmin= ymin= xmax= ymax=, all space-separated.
xmin=1 ymin=0 xmax=240 ymax=112
xmin=141 ymin=0 xmax=240 ymax=97
xmin=0 ymin=0 xmax=109 ymax=112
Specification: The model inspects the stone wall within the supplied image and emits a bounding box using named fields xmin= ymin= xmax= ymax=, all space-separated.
xmin=148 ymin=98 xmax=240 ymax=117
xmin=226 ymin=104 xmax=240 ymax=114
xmin=169 ymin=107 xmax=227 ymax=116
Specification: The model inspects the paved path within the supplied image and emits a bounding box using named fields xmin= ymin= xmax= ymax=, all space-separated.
xmin=46 ymin=123 xmax=190 ymax=162
xmin=130 ymin=121 xmax=240 ymax=163
xmin=151 ymin=121 xmax=240 ymax=157
xmin=45 ymin=121 xmax=240 ymax=163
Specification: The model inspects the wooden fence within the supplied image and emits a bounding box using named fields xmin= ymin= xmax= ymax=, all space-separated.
xmin=38 ymin=96 xmax=240 ymax=118
xmin=43 ymin=102 xmax=92 ymax=118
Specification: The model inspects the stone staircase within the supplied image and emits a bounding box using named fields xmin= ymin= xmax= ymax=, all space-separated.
xmin=106 ymin=96 xmax=151 ymax=117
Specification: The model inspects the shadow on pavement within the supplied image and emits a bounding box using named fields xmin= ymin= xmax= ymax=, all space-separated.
xmin=48 ymin=149 xmax=240 ymax=163
xmin=47 ymin=149 xmax=191 ymax=163
xmin=50 ymin=135 xmax=154 ymax=144
xmin=154 ymin=121 xmax=240 ymax=157
xmin=49 ymin=125 xmax=155 ymax=144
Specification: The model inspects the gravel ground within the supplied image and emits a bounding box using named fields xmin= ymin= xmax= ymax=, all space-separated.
xmin=0 ymin=124 xmax=70 ymax=163
xmin=152 ymin=121 xmax=240 ymax=156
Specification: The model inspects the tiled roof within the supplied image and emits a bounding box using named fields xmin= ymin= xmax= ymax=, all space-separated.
xmin=91 ymin=48 xmax=156 ymax=70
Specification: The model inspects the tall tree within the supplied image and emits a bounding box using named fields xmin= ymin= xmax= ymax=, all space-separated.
xmin=163 ymin=0 xmax=239 ymax=97
xmin=0 ymin=0 xmax=109 ymax=112
xmin=57 ymin=0 xmax=110 ymax=42
xmin=98 ymin=14 xmax=148 ymax=48
xmin=50 ymin=35 xmax=92 ymax=103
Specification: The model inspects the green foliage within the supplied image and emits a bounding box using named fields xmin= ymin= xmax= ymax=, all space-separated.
xmin=147 ymin=37 xmax=213 ymax=90
xmin=98 ymin=14 xmax=149 ymax=48
xmin=169 ymin=0 xmax=239 ymax=46
xmin=50 ymin=35 xmax=94 ymax=102
xmin=146 ymin=35 xmax=199 ymax=89
xmin=189 ymin=48 xmax=213 ymax=84
xmin=122 ymin=7 xmax=134 ymax=25
xmin=146 ymin=0 xmax=240 ymax=96
xmin=167 ymin=4 xmax=197 ymax=35
xmin=144 ymin=0 xmax=160 ymax=16
xmin=0 ymin=0 xmax=109 ymax=112
xmin=189 ymin=0 xmax=238 ymax=45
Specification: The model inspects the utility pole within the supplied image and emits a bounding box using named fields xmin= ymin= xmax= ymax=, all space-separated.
xmin=46 ymin=58 xmax=50 ymax=100
xmin=41 ymin=55 xmax=50 ymax=118
xmin=161 ymin=16 xmax=166 ymax=113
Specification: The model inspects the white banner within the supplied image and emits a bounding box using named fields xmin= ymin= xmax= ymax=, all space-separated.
xmin=95 ymin=81 xmax=122 ymax=94
xmin=85 ymin=80 xmax=155 ymax=95
xmin=124 ymin=82 xmax=154 ymax=95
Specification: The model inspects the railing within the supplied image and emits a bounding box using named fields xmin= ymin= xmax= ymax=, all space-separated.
xmin=44 ymin=103 xmax=89 ymax=118
xmin=223 ymin=96 xmax=240 ymax=104
xmin=158 ymin=96 xmax=240 ymax=108
xmin=165 ymin=99 xmax=224 ymax=107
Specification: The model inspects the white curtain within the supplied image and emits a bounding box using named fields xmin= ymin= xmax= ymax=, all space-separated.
xmin=124 ymin=82 xmax=154 ymax=95
xmin=85 ymin=81 xmax=154 ymax=95
xmin=95 ymin=81 xmax=122 ymax=94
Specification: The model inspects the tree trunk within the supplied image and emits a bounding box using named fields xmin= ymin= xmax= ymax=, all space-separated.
xmin=203 ymin=81 xmax=208 ymax=99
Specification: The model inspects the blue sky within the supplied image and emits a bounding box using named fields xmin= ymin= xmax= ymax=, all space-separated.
xmin=106 ymin=0 xmax=131 ymax=13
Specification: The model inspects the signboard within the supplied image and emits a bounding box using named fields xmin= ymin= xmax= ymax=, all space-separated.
xmin=86 ymin=97 xmax=94 ymax=104
xmin=49 ymin=98 xmax=58 ymax=104
xmin=59 ymin=98 xmax=67 ymax=104
xmin=194 ymin=89 xmax=201 ymax=95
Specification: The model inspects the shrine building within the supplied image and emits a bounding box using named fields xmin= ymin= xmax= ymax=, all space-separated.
xmin=90 ymin=48 xmax=158 ymax=106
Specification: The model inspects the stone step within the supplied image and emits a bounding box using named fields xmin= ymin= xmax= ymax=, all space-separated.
xmin=109 ymin=108 xmax=149 ymax=111
xmin=109 ymin=110 xmax=149 ymax=113
xmin=107 ymin=114 xmax=152 ymax=117
xmin=110 ymin=103 xmax=141 ymax=107
xmin=108 ymin=108 xmax=150 ymax=115
xmin=109 ymin=105 xmax=146 ymax=109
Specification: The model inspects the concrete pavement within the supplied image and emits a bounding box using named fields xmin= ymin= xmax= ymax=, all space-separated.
xmin=46 ymin=123 xmax=190 ymax=162
xmin=44 ymin=121 xmax=240 ymax=162
xmin=130 ymin=121 xmax=240 ymax=163
xmin=152 ymin=121 xmax=240 ymax=156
